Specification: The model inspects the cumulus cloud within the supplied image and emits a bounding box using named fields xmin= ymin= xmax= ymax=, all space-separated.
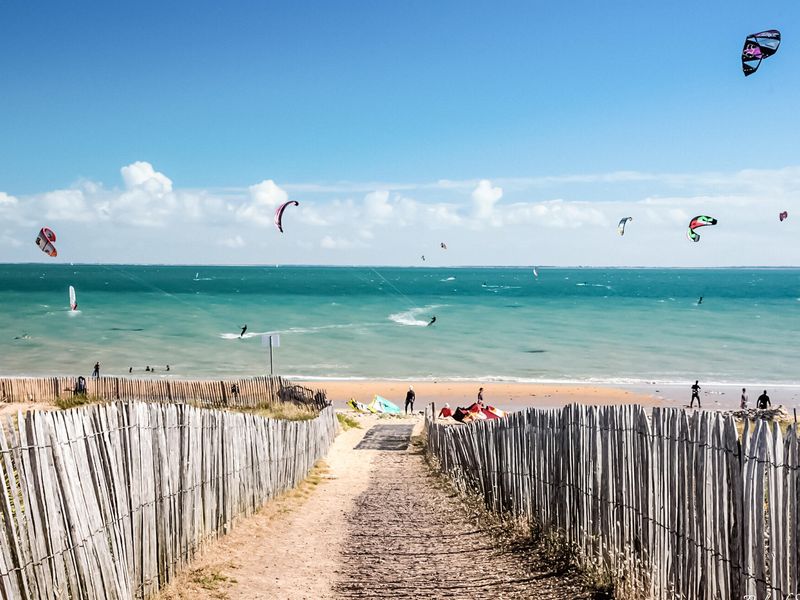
xmin=471 ymin=179 xmax=503 ymax=222
xmin=0 ymin=192 xmax=18 ymax=207
xmin=42 ymin=190 xmax=94 ymax=222
xmin=1 ymin=163 xmax=799 ymax=265
xmin=121 ymin=161 xmax=173 ymax=195
xmin=237 ymin=179 xmax=289 ymax=225
xmin=363 ymin=190 xmax=393 ymax=222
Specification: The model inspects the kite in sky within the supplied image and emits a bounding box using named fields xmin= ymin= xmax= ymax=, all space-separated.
xmin=687 ymin=216 xmax=718 ymax=242
xmin=617 ymin=217 xmax=633 ymax=236
xmin=274 ymin=200 xmax=299 ymax=233
xmin=35 ymin=227 xmax=58 ymax=257
xmin=742 ymin=30 xmax=781 ymax=76
xmin=440 ymin=242 xmax=447 ymax=250
xmin=779 ymin=211 xmax=788 ymax=222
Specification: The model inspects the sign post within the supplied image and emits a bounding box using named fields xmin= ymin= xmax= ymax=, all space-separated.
xmin=261 ymin=334 xmax=280 ymax=375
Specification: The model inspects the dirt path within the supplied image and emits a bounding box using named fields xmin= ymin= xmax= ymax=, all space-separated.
xmin=159 ymin=415 xmax=592 ymax=599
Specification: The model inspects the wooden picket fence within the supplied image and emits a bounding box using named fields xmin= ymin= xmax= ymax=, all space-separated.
xmin=0 ymin=376 xmax=328 ymax=411
xmin=0 ymin=401 xmax=337 ymax=600
xmin=425 ymin=403 xmax=800 ymax=600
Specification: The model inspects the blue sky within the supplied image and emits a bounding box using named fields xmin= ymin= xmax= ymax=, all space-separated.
xmin=1 ymin=1 xmax=800 ymax=265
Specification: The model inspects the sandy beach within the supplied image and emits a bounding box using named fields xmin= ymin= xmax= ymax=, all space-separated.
xmin=298 ymin=380 xmax=660 ymax=412
xmin=299 ymin=379 xmax=800 ymax=414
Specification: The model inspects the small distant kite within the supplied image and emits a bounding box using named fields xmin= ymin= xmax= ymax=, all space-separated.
xmin=779 ymin=211 xmax=788 ymax=222
xmin=742 ymin=30 xmax=781 ymax=77
xmin=687 ymin=216 xmax=718 ymax=242
xmin=440 ymin=242 xmax=447 ymax=250
xmin=274 ymin=200 xmax=299 ymax=233
xmin=617 ymin=217 xmax=633 ymax=236
xmin=421 ymin=255 xmax=426 ymax=261
xmin=35 ymin=227 xmax=58 ymax=257
xmin=533 ymin=266 xmax=539 ymax=278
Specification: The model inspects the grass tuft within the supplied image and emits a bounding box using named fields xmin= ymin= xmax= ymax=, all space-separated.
xmin=54 ymin=394 xmax=105 ymax=410
xmin=239 ymin=402 xmax=318 ymax=421
xmin=336 ymin=412 xmax=361 ymax=430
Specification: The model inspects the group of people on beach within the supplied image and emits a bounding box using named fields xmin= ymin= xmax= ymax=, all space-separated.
xmin=436 ymin=388 xmax=505 ymax=423
xmin=690 ymin=380 xmax=771 ymax=410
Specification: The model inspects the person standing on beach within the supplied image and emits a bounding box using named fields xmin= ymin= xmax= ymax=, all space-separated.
xmin=405 ymin=386 xmax=415 ymax=415
xmin=240 ymin=324 xmax=248 ymax=338
xmin=690 ymin=380 xmax=701 ymax=408
xmin=92 ymin=362 xmax=100 ymax=379
xmin=740 ymin=388 xmax=748 ymax=410
xmin=478 ymin=387 xmax=484 ymax=404
xmin=757 ymin=390 xmax=771 ymax=409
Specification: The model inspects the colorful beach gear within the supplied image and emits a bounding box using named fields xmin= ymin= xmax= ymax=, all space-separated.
xmin=368 ymin=395 xmax=402 ymax=415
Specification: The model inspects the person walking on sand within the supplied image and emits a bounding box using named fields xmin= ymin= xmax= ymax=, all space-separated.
xmin=757 ymin=390 xmax=771 ymax=410
xmin=690 ymin=380 xmax=701 ymax=408
xmin=477 ymin=387 xmax=484 ymax=404
xmin=740 ymin=388 xmax=748 ymax=410
xmin=92 ymin=362 xmax=100 ymax=379
xmin=405 ymin=386 xmax=415 ymax=415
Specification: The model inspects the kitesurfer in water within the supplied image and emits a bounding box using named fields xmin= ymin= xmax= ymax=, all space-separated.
xmin=427 ymin=316 xmax=436 ymax=327
xmin=698 ymin=296 xmax=703 ymax=305
xmin=240 ymin=324 xmax=248 ymax=338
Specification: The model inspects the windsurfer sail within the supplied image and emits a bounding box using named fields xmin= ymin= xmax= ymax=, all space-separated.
xmin=69 ymin=286 xmax=78 ymax=311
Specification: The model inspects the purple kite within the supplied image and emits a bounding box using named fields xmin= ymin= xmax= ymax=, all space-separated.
xmin=274 ymin=200 xmax=299 ymax=233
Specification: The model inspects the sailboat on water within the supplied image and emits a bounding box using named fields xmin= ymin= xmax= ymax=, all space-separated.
xmin=69 ymin=285 xmax=78 ymax=311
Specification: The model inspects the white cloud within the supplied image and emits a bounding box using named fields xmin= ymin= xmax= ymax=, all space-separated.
xmin=121 ymin=161 xmax=173 ymax=195
xmin=505 ymin=199 xmax=608 ymax=229
xmin=42 ymin=190 xmax=94 ymax=222
xmin=237 ymin=179 xmax=289 ymax=225
xmin=0 ymin=192 xmax=18 ymax=207
xmin=1 ymin=163 xmax=799 ymax=265
xmin=364 ymin=190 xmax=393 ymax=222
xmin=471 ymin=179 xmax=503 ymax=222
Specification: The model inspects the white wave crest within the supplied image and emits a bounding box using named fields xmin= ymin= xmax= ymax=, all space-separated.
xmin=389 ymin=305 xmax=441 ymax=327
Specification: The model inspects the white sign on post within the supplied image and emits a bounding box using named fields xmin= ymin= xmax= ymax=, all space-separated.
xmin=261 ymin=334 xmax=281 ymax=347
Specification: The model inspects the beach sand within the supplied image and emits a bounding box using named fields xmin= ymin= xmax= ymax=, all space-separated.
xmin=298 ymin=379 xmax=800 ymax=414
xmin=297 ymin=380 xmax=660 ymax=412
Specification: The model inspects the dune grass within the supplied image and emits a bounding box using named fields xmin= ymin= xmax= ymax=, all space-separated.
xmin=336 ymin=412 xmax=361 ymax=430
xmin=239 ymin=402 xmax=319 ymax=422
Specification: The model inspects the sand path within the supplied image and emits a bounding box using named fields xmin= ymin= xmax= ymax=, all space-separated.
xmin=159 ymin=415 xmax=591 ymax=599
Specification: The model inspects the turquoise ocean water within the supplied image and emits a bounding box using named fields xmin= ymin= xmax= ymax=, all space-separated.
xmin=1 ymin=264 xmax=798 ymax=385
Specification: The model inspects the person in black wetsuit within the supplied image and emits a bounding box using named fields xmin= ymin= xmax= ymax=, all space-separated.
xmin=427 ymin=316 xmax=436 ymax=327
xmin=405 ymin=386 xmax=415 ymax=414
xmin=690 ymin=380 xmax=701 ymax=408
xmin=240 ymin=324 xmax=248 ymax=338
xmin=757 ymin=390 xmax=771 ymax=410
